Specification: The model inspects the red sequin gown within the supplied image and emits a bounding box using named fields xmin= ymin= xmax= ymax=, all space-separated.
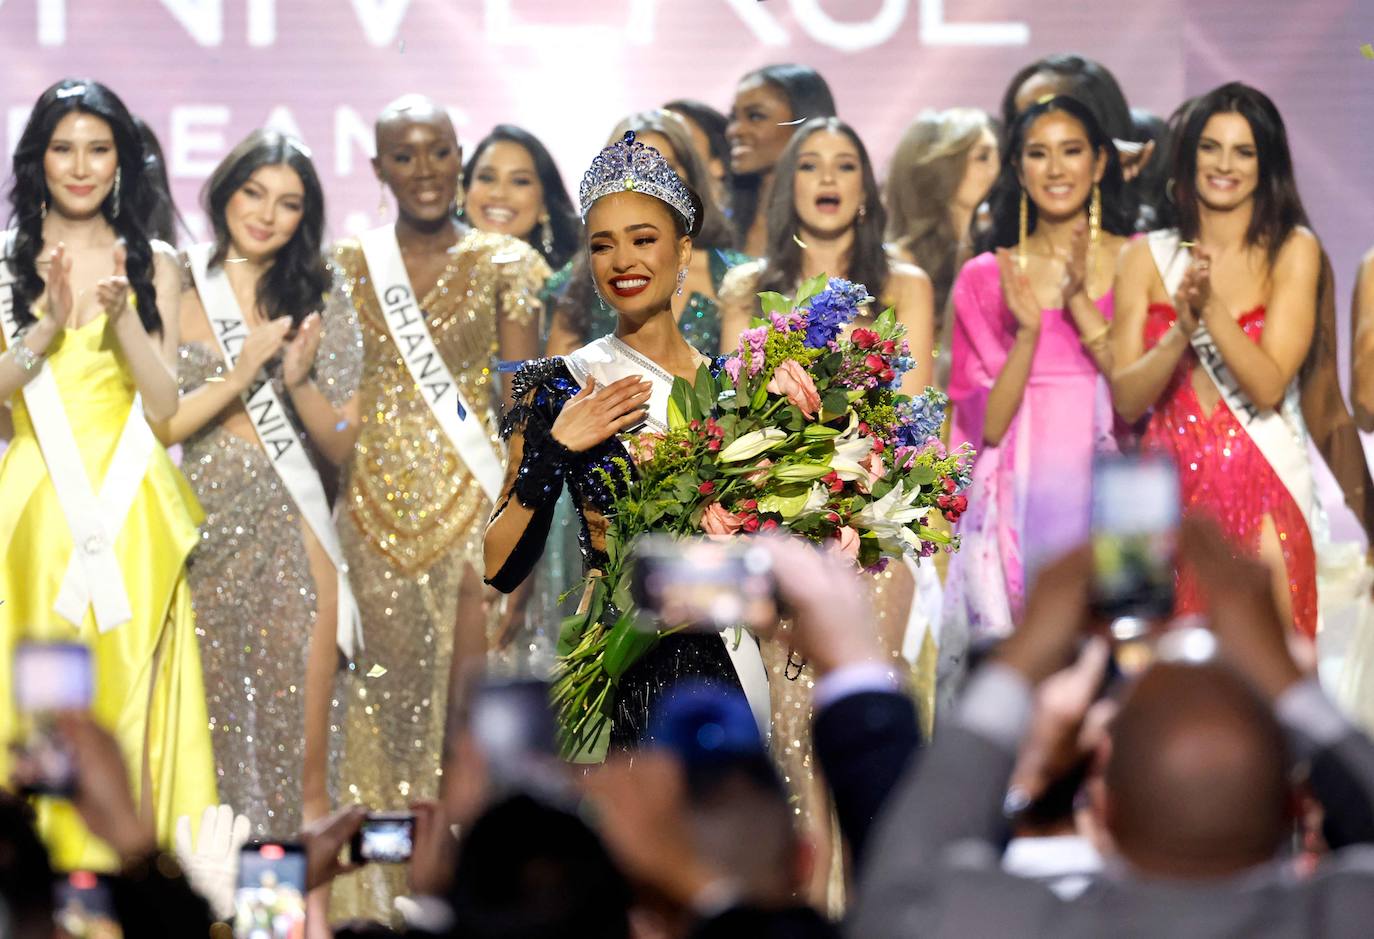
xmin=1142 ymin=303 xmax=1317 ymax=637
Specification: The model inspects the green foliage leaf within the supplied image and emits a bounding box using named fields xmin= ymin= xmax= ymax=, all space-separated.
xmin=694 ymin=364 xmax=717 ymax=417
xmin=758 ymin=489 xmax=812 ymax=518
xmin=758 ymin=291 xmax=792 ymax=317
xmin=795 ymin=273 xmax=829 ymax=306
xmin=821 ymin=389 xmax=849 ymax=418
xmin=750 ymin=382 xmax=770 ymax=410
xmin=603 ymin=615 xmax=659 ymax=680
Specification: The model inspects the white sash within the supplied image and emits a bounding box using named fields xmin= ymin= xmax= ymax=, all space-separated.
xmin=186 ymin=243 xmax=364 ymax=658
xmin=0 ymin=231 xmax=152 ymax=632
xmin=1146 ymin=229 xmax=1317 ymax=524
xmin=565 ymin=336 xmax=774 ymax=740
xmin=356 ymin=225 xmax=504 ymax=504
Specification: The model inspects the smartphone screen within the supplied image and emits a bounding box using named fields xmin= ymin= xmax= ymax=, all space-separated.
xmin=1089 ymin=454 xmax=1180 ymax=623
xmin=468 ymin=678 xmax=561 ymax=794
xmin=14 ymin=643 xmax=93 ymax=797
xmin=54 ymin=871 xmax=121 ymax=939
xmin=349 ymin=812 xmax=416 ymax=865
xmin=234 ymin=843 xmax=306 ymax=939
xmin=630 ymin=536 xmax=778 ymax=631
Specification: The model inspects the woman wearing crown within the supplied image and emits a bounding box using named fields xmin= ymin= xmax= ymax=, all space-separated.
xmin=484 ymin=132 xmax=770 ymax=747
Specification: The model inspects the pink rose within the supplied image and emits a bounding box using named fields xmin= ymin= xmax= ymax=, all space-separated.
xmin=834 ymin=525 xmax=861 ymax=560
xmin=628 ymin=431 xmax=663 ymax=464
xmin=766 ymin=359 xmax=822 ymax=420
xmin=860 ymin=451 xmax=888 ymax=492
xmin=747 ymin=459 xmax=773 ymax=486
xmin=701 ymin=502 xmax=745 ymax=538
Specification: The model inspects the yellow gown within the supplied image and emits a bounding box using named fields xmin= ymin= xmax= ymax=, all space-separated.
xmin=0 ymin=313 xmax=217 ymax=871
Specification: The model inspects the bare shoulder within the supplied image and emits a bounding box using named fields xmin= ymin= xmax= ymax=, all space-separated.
xmin=150 ymin=238 xmax=181 ymax=272
xmin=888 ymin=259 xmax=932 ymax=289
xmin=1117 ymin=235 xmax=1153 ymax=270
xmin=1276 ymin=225 xmax=1321 ymax=269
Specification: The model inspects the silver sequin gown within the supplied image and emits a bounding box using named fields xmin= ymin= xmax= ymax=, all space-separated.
xmin=177 ymin=279 xmax=363 ymax=839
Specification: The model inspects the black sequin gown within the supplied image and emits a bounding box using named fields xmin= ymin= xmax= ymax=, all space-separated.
xmin=486 ymin=357 xmax=741 ymax=748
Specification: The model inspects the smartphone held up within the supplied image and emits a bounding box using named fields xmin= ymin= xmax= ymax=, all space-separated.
xmin=629 ymin=535 xmax=779 ymax=632
xmin=1088 ymin=454 xmax=1180 ymax=669
xmin=234 ymin=842 xmax=307 ymax=939
xmin=12 ymin=642 xmax=94 ymax=797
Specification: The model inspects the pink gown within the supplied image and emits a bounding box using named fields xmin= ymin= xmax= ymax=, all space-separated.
xmin=944 ymin=253 xmax=1119 ymax=646
xmin=1141 ymin=303 xmax=1317 ymax=637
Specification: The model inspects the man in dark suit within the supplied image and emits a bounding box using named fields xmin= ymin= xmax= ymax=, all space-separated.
xmin=850 ymin=520 xmax=1374 ymax=938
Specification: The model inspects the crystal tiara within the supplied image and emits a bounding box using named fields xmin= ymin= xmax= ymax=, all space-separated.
xmin=578 ymin=131 xmax=697 ymax=231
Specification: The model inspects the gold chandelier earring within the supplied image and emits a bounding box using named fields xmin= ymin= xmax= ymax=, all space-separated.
xmin=1017 ymin=188 xmax=1029 ymax=271
xmin=1087 ymin=181 xmax=1102 ymax=275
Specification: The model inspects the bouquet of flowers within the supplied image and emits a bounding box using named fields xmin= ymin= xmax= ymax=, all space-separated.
xmin=553 ymin=275 xmax=974 ymax=755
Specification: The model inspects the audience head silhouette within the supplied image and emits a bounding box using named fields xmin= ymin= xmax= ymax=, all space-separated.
xmin=1102 ymin=662 xmax=1290 ymax=879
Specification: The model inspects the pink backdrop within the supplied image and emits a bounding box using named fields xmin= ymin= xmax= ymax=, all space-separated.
xmin=2 ymin=1 xmax=1370 ymax=283
xmin=2 ymin=1 xmax=1373 ymax=542
xmin=3 ymin=1 xmax=1373 ymax=534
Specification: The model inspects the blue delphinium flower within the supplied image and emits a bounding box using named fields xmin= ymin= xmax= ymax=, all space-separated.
xmin=802 ymin=277 xmax=871 ymax=348
xmin=895 ymin=389 xmax=948 ymax=447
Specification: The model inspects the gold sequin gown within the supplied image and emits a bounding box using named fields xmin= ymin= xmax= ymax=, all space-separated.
xmin=329 ymin=229 xmax=547 ymax=922
xmin=177 ymin=280 xmax=363 ymax=839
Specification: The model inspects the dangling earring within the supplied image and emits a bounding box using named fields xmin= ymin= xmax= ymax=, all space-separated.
xmin=1017 ymin=188 xmax=1029 ymax=271
xmin=538 ymin=213 xmax=554 ymax=257
xmin=377 ymin=184 xmax=389 ymax=218
xmin=40 ymin=196 xmax=48 ymax=221
xmin=453 ymin=173 xmax=466 ymax=216
xmin=675 ymin=268 xmax=688 ymax=297
xmin=857 ymin=203 xmax=867 ymax=219
xmin=109 ymin=165 xmax=122 ymax=218
xmin=1087 ymin=182 xmax=1102 ymax=274
xmin=591 ymin=273 xmax=610 ymax=312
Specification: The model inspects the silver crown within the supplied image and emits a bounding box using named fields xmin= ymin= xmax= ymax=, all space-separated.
xmin=578 ymin=131 xmax=696 ymax=230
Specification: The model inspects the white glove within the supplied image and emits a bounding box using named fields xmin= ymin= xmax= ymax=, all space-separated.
xmin=174 ymin=803 xmax=253 ymax=921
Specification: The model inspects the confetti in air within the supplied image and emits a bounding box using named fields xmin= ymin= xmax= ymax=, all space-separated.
xmin=335 ymin=420 xmax=349 ymax=431
xmin=489 ymin=250 xmax=524 ymax=264
xmin=777 ymin=118 xmax=807 ymax=126
xmin=1361 ymin=43 xmax=1374 ymax=59
xmin=793 ymin=234 xmax=809 ymax=249
xmin=398 ymin=38 xmax=407 ymax=53
xmin=366 ymin=664 xmax=388 ymax=678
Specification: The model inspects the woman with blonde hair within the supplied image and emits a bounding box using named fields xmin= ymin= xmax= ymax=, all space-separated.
xmin=885 ymin=108 xmax=998 ymax=340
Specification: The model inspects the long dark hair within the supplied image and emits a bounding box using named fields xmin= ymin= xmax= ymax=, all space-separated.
xmin=664 ymin=99 xmax=731 ymax=172
xmin=1166 ymin=82 xmax=1308 ymax=265
xmin=5 ymin=78 xmax=163 ymax=333
xmin=203 ymin=130 xmax=330 ymax=325
xmin=729 ymin=64 xmax=837 ymax=246
xmin=757 ymin=117 xmax=890 ymax=301
xmin=999 ymin=53 xmax=1134 ymax=143
xmin=462 ymin=124 xmax=581 ymax=270
xmin=977 ymin=95 xmax=1133 ymax=255
xmin=557 ymin=111 xmax=721 ymax=342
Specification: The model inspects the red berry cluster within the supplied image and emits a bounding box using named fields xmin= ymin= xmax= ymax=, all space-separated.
xmin=935 ymin=476 xmax=968 ymax=522
xmin=689 ymin=418 xmax=726 ymax=453
xmin=852 ymin=329 xmax=898 ymax=384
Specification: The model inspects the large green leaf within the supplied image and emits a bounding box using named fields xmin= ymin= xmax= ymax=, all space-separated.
xmin=670 ymin=375 xmax=698 ymax=423
xmin=795 ymin=273 xmax=829 ymax=306
xmin=693 ymin=363 xmax=717 ymax=417
xmin=758 ymin=291 xmax=792 ymax=317
xmin=603 ymin=614 xmax=659 ymax=680
xmin=757 ymin=489 xmax=812 ymax=519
